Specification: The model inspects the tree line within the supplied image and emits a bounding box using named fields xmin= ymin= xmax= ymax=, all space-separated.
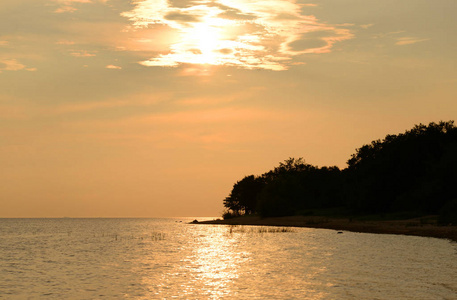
xmin=222 ymin=121 xmax=457 ymax=224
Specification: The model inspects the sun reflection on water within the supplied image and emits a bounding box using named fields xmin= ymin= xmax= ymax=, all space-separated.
xmin=135 ymin=224 xmax=339 ymax=299
xmin=122 ymin=0 xmax=353 ymax=70
xmin=137 ymin=225 xmax=250 ymax=299
xmin=3 ymin=220 xmax=456 ymax=299
xmin=181 ymin=226 xmax=248 ymax=298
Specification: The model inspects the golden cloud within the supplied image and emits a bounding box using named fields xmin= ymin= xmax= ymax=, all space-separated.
xmin=122 ymin=0 xmax=353 ymax=70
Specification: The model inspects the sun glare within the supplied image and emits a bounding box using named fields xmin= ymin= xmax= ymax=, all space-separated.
xmin=186 ymin=23 xmax=220 ymax=64
xmin=122 ymin=0 xmax=353 ymax=70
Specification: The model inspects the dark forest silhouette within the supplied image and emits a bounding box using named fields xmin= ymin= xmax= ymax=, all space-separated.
xmin=223 ymin=121 xmax=457 ymax=225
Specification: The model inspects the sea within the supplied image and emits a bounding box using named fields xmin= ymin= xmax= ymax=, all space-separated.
xmin=0 ymin=218 xmax=456 ymax=299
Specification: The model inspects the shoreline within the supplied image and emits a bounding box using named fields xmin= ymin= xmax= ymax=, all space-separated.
xmin=195 ymin=215 xmax=457 ymax=242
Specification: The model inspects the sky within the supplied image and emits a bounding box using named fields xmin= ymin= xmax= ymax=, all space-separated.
xmin=1 ymin=0 xmax=456 ymax=217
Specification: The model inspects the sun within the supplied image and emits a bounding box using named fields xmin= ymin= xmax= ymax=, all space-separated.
xmin=123 ymin=0 xmax=353 ymax=70
xmin=186 ymin=23 xmax=222 ymax=65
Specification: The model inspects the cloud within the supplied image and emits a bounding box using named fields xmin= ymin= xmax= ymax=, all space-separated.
xmin=106 ymin=64 xmax=122 ymax=69
xmin=54 ymin=0 xmax=93 ymax=2
xmin=0 ymin=59 xmax=35 ymax=72
xmin=59 ymin=105 xmax=292 ymax=150
xmin=396 ymin=37 xmax=429 ymax=46
xmin=69 ymin=50 xmax=97 ymax=57
xmin=121 ymin=0 xmax=353 ymax=71
xmin=372 ymin=31 xmax=429 ymax=46
xmin=54 ymin=6 xmax=78 ymax=13
xmin=210 ymin=3 xmax=257 ymax=20
xmin=284 ymin=26 xmax=353 ymax=55
xmin=40 ymin=93 xmax=171 ymax=115
xmin=287 ymin=30 xmax=334 ymax=52
xmin=52 ymin=0 xmax=107 ymax=13
xmin=146 ymin=108 xmax=268 ymax=124
xmin=140 ymin=56 xmax=179 ymax=68
xmin=65 ymin=107 xmax=286 ymax=138
xmin=360 ymin=24 xmax=374 ymax=29
xmin=165 ymin=12 xmax=201 ymax=23
xmin=53 ymin=0 xmax=92 ymax=13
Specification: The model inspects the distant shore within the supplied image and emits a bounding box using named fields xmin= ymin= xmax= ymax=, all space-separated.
xmin=195 ymin=215 xmax=457 ymax=242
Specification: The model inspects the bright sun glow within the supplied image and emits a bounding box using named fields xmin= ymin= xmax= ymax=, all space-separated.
xmin=184 ymin=23 xmax=221 ymax=64
xmin=122 ymin=0 xmax=353 ymax=70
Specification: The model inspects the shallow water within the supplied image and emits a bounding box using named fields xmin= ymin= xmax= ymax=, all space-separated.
xmin=0 ymin=218 xmax=456 ymax=299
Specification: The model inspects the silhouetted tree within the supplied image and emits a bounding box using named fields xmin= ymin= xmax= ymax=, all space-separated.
xmin=222 ymin=120 xmax=457 ymax=221
xmin=223 ymin=175 xmax=264 ymax=215
xmin=256 ymin=161 xmax=342 ymax=217
xmin=346 ymin=120 xmax=457 ymax=214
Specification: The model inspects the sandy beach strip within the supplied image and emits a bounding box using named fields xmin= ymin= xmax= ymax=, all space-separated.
xmin=195 ymin=215 xmax=457 ymax=242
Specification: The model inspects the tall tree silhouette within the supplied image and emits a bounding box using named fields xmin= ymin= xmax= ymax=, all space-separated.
xmin=222 ymin=121 xmax=457 ymax=221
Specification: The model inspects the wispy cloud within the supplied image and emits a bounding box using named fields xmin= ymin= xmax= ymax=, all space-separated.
xmin=56 ymin=40 xmax=75 ymax=45
xmin=372 ymin=31 xmax=405 ymax=39
xmin=106 ymin=65 xmax=122 ymax=69
xmin=360 ymin=24 xmax=374 ymax=29
xmin=175 ymin=94 xmax=243 ymax=108
xmin=54 ymin=0 xmax=93 ymax=2
xmin=69 ymin=50 xmax=97 ymax=57
xmin=372 ymin=31 xmax=429 ymax=46
xmin=41 ymin=93 xmax=171 ymax=115
xmin=52 ymin=0 xmax=106 ymax=13
xmin=0 ymin=59 xmax=36 ymax=73
xmin=54 ymin=6 xmax=78 ymax=13
xmin=122 ymin=0 xmax=353 ymax=71
xmin=59 ymin=105 xmax=293 ymax=150
xmin=136 ymin=107 xmax=285 ymax=125
xmin=395 ymin=37 xmax=429 ymax=46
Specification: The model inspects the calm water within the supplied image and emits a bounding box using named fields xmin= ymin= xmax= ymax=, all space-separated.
xmin=0 ymin=218 xmax=456 ymax=299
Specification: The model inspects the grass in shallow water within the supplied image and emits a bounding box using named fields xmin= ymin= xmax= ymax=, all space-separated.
xmin=228 ymin=225 xmax=294 ymax=234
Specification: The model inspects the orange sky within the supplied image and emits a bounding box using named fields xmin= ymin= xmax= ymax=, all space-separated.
xmin=1 ymin=0 xmax=456 ymax=217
